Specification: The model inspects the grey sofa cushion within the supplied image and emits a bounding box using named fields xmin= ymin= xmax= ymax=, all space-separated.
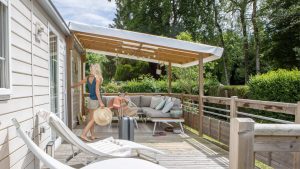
xmin=140 ymin=96 xmax=152 ymax=107
xmin=162 ymin=101 xmax=174 ymax=113
xmin=150 ymin=96 xmax=162 ymax=108
xmin=129 ymin=96 xmax=141 ymax=107
xmin=172 ymin=98 xmax=181 ymax=107
xmin=142 ymin=107 xmax=171 ymax=118
xmin=137 ymin=107 xmax=143 ymax=113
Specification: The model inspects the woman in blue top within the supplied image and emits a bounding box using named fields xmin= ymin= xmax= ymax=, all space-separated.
xmin=71 ymin=64 xmax=104 ymax=142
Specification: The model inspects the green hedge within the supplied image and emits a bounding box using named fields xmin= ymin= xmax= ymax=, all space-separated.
xmin=103 ymin=78 xmax=219 ymax=94
xmin=247 ymin=69 xmax=300 ymax=103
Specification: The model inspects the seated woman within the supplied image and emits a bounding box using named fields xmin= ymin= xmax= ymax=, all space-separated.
xmin=108 ymin=93 xmax=129 ymax=109
xmin=108 ymin=93 xmax=136 ymax=117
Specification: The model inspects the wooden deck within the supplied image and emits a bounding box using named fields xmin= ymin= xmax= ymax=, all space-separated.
xmin=54 ymin=122 xmax=229 ymax=169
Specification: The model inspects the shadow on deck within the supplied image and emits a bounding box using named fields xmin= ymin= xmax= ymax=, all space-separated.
xmin=54 ymin=122 xmax=229 ymax=169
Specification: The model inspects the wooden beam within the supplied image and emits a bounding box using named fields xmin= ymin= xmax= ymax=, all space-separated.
xmin=236 ymin=98 xmax=297 ymax=115
xmin=74 ymin=31 xmax=208 ymax=58
xmin=294 ymin=101 xmax=300 ymax=169
xmin=255 ymin=123 xmax=300 ymax=136
xmin=230 ymin=96 xmax=238 ymax=118
xmin=198 ymin=58 xmax=204 ymax=136
xmin=66 ymin=33 xmax=74 ymax=129
xmin=229 ymin=118 xmax=255 ymax=169
xmin=82 ymin=43 xmax=193 ymax=64
xmin=81 ymin=40 xmax=196 ymax=63
xmin=78 ymin=35 xmax=203 ymax=59
xmin=81 ymin=53 xmax=85 ymax=116
xmin=255 ymin=136 xmax=300 ymax=152
xmin=168 ymin=62 xmax=172 ymax=94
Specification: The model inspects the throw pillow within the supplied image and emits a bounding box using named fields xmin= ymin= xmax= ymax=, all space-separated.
xmin=150 ymin=96 xmax=162 ymax=109
xmin=162 ymin=101 xmax=174 ymax=113
xmin=165 ymin=97 xmax=172 ymax=105
xmin=155 ymin=99 xmax=166 ymax=110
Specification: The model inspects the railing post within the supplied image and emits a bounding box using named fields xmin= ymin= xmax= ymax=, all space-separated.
xmin=230 ymin=96 xmax=238 ymax=118
xmin=229 ymin=118 xmax=255 ymax=169
xmin=293 ymin=101 xmax=300 ymax=169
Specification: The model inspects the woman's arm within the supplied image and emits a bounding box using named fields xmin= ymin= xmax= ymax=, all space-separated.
xmin=71 ymin=78 xmax=86 ymax=88
xmin=95 ymin=77 xmax=105 ymax=108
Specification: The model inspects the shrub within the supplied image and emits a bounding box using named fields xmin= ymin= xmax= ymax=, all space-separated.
xmin=103 ymin=81 xmax=121 ymax=93
xmin=121 ymin=75 xmax=157 ymax=93
xmin=204 ymin=77 xmax=221 ymax=96
xmin=155 ymin=80 xmax=168 ymax=93
xmin=247 ymin=69 xmax=300 ymax=103
xmin=221 ymin=85 xmax=249 ymax=98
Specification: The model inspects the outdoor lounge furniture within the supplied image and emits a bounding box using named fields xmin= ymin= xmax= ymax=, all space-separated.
xmin=102 ymin=95 xmax=182 ymax=120
xmin=38 ymin=109 xmax=165 ymax=162
xmin=11 ymin=118 xmax=166 ymax=169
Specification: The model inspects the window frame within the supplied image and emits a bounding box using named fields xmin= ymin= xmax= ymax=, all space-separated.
xmin=0 ymin=0 xmax=12 ymax=99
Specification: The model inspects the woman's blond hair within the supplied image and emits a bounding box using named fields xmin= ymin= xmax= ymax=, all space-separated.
xmin=90 ymin=64 xmax=103 ymax=81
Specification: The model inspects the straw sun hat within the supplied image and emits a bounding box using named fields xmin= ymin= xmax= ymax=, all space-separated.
xmin=93 ymin=108 xmax=113 ymax=126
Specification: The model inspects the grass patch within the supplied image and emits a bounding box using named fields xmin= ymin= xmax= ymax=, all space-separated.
xmin=255 ymin=160 xmax=274 ymax=169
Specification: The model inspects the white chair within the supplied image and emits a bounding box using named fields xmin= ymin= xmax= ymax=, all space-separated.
xmin=11 ymin=118 xmax=166 ymax=169
xmin=37 ymin=109 xmax=164 ymax=163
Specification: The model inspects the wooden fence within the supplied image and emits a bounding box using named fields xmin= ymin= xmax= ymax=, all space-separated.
xmin=168 ymin=93 xmax=300 ymax=169
xmin=85 ymin=92 xmax=300 ymax=168
xmin=230 ymin=118 xmax=300 ymax=169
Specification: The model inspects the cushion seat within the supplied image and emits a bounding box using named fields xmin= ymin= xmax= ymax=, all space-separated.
xmin=100 ymin=95 xmax=181 ymax=118
xmin=142 ymin=107 xmax=171 ymax=118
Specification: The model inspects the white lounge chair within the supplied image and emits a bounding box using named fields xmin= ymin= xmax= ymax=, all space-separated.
xmin=11 ymin=118 xmax=166 ymax=169
xmin=37 ymin=109 xmax=165 ymax=163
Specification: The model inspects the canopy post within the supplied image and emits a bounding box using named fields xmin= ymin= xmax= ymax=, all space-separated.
xmin=81 ymin=53 xmax=86 ymax=116
xmin=66 ymin=33 xmax=74 ymax=129
xmin=168 ymin=62 xmax=172 ymax=94
xmin=198 ymin=58 xmax=204 ymax=136
xmin=293 ymin=101 xmax=300 ymax=168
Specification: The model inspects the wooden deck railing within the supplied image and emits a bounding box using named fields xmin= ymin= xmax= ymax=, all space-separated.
xmin=230 ymin=118 xmax=300 ymax=169
xmin=83 ymin=92 xmax=300 ymax=168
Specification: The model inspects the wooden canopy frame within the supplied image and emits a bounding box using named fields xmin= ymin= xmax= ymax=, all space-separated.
xmin=69 ymin=22 xmax=223 ymax=68
xmin=67 ymin=22 xmax=224 ymax=135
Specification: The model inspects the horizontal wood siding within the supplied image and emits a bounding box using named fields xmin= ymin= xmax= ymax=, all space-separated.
xmin=0 ymin=0 xmax=67 ymax=168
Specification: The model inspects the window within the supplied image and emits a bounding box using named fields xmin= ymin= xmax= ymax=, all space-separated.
xmin=0 ymin=0 xmax=10 ymax=100
xmin=50 ymin=31 xmax=59 ymax=140
xmin=50 ymin=32 xmax=59 ymax=115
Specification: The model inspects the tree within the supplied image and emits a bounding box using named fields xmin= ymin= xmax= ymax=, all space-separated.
xmin=251 ymin=0 xmax=260 ymax=74
xmin=262 ymin=0 xmax=300 ymax=68
xmin=213 ymin=0 xmax=229 ymax=85
xmin=229 ymin=0 xmax=251 ymax=82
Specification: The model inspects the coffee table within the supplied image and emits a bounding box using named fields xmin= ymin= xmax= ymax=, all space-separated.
xmin=151 ymin=118 xmax=185 ymax=135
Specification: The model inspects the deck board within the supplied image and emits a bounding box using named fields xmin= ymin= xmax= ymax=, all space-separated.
xmin=53 ymin=122 xmax=229 ymax=169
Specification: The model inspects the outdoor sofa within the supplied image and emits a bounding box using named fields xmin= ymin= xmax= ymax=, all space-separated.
xmin=101 ymin=95 xmax=182 ymax=118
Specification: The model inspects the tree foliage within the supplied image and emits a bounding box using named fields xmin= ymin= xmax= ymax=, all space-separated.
xmin=100 ymin=0 xmax=300 ymax=85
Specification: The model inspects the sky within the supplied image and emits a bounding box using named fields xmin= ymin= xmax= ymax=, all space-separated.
xmin=52 ymin=0 xmax=116 ymax=27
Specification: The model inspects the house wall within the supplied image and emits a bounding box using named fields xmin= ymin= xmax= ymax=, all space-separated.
xmin=0 ymin=0 xmax=67 ymax=168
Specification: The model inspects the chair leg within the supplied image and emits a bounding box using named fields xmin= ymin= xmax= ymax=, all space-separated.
xmin=152 ymin=122 xmax=157 ymax=135
xmin=65 ymin=146 xmax=81 ymax=163
xmin=134 ymin=118 xmax=139 ymax=129
xmin=71 ymin=145 xmax=75 ymax=158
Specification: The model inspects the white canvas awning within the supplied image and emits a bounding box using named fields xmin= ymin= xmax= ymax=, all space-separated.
xmin=69 ymin=22 xmax=223 ymax=67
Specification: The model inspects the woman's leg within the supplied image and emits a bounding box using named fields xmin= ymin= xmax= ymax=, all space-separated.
xmin=81 ymin=109 xmax=95 ymax=140
xmin=89 ymin=109 xmax=96 ymax=139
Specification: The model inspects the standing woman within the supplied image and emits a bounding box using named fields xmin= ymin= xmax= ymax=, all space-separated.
xmin=71 ymin=64 xmax=105 ymax=142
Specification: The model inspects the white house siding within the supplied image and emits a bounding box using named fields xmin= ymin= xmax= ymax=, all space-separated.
xmin=0 ymin=0 xmax=67 ymax=169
